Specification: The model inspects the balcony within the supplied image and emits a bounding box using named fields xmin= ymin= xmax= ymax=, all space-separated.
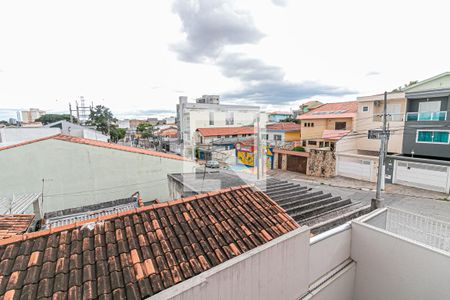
xmin=406 ymin=111 xmax=447 ymax=121
xmin=372 ymin=113 xmax=404 ymax=122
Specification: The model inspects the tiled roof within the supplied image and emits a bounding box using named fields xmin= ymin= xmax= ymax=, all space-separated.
xmin=322 ymin=130 xmax=351 ymax=140
xmin=0 ymin=186 xmax=298 ymax=300
xmin=157 ymin=129 xmax=178 ymax=138
xmin=266 ymin=122 xmax=302 ymax=131
xmin=0 ymin=215 xmax=34 ymax=240
xmin=298 ymin=101 xmax=357 ymax=120
xmin=196 ymin=126 xmax=255 ymax=137
xmin=0 ymin=134 xmax=186 ymax=161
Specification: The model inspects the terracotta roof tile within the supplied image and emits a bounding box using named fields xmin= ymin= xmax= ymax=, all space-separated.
xmin=0 ymin=215 xmax=34 ymax=240
xmin=266 ymin=122 xmax=302 ymax=131
xmin=196 ymin=126 xmax=255 ymax=137
xmin=298 ymin=101 xmax=357 ymax=120
xmin=0 ymin=186 xmax=298 ymax=299
xmin=0 ymin=134 xmax=186 ymax=161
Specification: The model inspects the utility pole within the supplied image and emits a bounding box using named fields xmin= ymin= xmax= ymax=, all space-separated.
xmin=256 ymin=114 xmax=261 ymax=180
xmin=372 ymin=91 xmax=388 ymax=209
xmin=69 ymin=103 xmax=73 ymax=123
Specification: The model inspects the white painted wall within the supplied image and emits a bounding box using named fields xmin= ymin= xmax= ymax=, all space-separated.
xmin=351 ymin=220 xmax=450 ymax=300
xmin=151 ymin=227 xmax=310 ymax=300
xmin=0 ymin=127 xmax=61 ymax=147
xmin=0 ymin=139 xmax=196 ymax=212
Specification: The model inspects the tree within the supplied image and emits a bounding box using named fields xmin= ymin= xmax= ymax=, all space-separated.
xmin=110 ymin=127 xmax=126 ymax=143
xmin=136 ymin=123 xmax=153 ymax=139
xmin=86 ymin=105 xmax=117 ymax=135
xmin=35 ymin=114 xmax=77 ymax=125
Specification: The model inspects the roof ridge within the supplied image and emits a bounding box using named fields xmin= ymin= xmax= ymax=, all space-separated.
xmin=0 ymin=134 xmax=187 ymax=161
xmin=0 ymin=185 xmax=253 ymax=246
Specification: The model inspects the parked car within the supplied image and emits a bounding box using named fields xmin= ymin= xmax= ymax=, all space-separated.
xmin=205 ymin=160 xmax=220 ymax=168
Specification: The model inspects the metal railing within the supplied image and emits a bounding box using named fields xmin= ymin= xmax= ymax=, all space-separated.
xmin=406 ymin=111 xmax=447 ymax=121
xmin=385 ymin=208 xmax=450 ymax=253
xmin=372 ymin=113 xmax=404 ymax=122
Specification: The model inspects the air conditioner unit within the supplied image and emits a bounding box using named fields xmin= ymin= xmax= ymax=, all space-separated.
xmin=374 ymin=100 xmax=381 ymax=107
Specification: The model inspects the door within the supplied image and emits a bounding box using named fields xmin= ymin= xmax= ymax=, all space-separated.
xmin=337 ymin=156 xmax=372 ymax=181
xmin=286 ymin=155 xmax=307 ymax=174
xmin=277 ymin=153 xmax=283 ymax=169
xmin=394 ymin=160 xmax=450 ymax=193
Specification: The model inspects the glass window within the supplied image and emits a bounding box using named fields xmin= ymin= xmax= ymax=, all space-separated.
xmin=417 ymin=131 xmax=449 ymax=143
xmin=226 ymin=112 xmax=234 ymax=125
xmin=274 ymin=134 xmax=282 ymax=141
xmin=434 ymin=132 xmax=449 ymax=143
xmin=209 ymin=112 xmax=214 ymax=125
xmin=417 ymin=131 xmax=433 ymax=142
xmin=335 ymin=122 xmax=347 ymax=130
xmin=362 ymin=106 xmax=369 ymax=112
xmin=308 ymin=140 xmax=317 ymax=145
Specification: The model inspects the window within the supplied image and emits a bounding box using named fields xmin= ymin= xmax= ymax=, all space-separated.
xmin=217 ymin=135 xmax=221 ymax=138
xmin=226 ymin=112 xmax=234 ymax=125
xmin=419 ymin=101 xmax=441 ymax=113
xmin=308 ymin=141 xmax=317 ymax=146
xmin=335 ymin=122 xmax=347 ymax=130
xmin=302 ymin=140 xmax=307 ymax=147
xmin=262 ymin=134 xmax=269 ymax=140
xmin=416 ymin=130 xmax=449 ymax=144
xmin=274 ymin=134 xmax=282 ymax=141
xmin=209 ymin=112 xmax=214 ymax=125
xmin=324 ymin=141 xmax=330 ymax=147
xmin=311 ymin=123 xmax=314 ymax=127
xmin=319 ymin=141 xmax=324 ymax=147
xmin=362 ymin=106 xmax=369 ymax=112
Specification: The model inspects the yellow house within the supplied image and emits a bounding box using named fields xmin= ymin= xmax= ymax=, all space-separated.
xmin=262 ymin=122 xmax=302 ymax=146
xmin=297 ymin=101 xmax=357 ymax=150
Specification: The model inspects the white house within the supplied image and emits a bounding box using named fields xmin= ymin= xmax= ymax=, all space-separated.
xmin=0 ymin=134 xmax=196 ymax=213
xmin=176 ymin=95 xmax=266 ymax=157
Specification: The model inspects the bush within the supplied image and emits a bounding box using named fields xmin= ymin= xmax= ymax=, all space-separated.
xmin=292 ymin=146 xmax=305 ymax=152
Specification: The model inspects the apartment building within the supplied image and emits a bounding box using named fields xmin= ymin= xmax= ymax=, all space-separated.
xmin=335 ymin=92 xmax=406 ymax=182
xmin=176 ymin=95 xmax=265 ymax=157
xmin=297 ymin=101 xmax=357 ymax=150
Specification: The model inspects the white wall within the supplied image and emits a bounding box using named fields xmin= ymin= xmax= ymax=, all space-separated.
xmin=0 ymin=139 xmax=196 ymax=212
xmin=0 ymin=128 xmax=61 ymax=147
xmin=351 ymin=220 xmax=450 ymax=300
xmin=82 ymin=128 xmax=109 ymax=142
xmin=151 ymin=227 xmax=310 ymax=300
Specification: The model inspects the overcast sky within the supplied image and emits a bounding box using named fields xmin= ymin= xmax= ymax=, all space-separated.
xmin=1 ymin=0 xmax=449 ymax=120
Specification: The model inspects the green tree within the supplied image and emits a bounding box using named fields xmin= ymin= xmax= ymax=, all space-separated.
xmin=136 ymin=123 xmax=153 ymax=139
xmin=110 ymin=127 xmax=126 ymax=143
xmin=35 ymin=114 xmax=77 ymax=125
xmin=86 ymin=105 xmax=117 ymax=135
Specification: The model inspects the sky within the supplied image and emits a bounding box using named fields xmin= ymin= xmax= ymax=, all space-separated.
xmin=1 ymin=0 xmax=450 ymax=120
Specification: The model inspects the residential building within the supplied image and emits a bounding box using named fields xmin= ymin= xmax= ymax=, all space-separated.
xmin=0 ymin=193 xmax=42 ymax=217
xmin=194 ymin=126 xmax=255 ymax=146
xmin=293 ymin=100 xmax=323 ymax=118
xmin=262 ymin=122 xmax=302 ymax=146
xmin=335 ymin=92 xmax=406 ymax=182
xmin=45 ymin=120 xmax=109 ymax=142
xmin=19 ymin=108 xmax=46 ymax=123
xmin=385 ymin=72 xmax=450 ymax=193
xmin=268 ymin=111 xmax=292 ymax=122
xmin=0 ymin=134 xmax=196 ymax=213
xmin=297 ymin=101 xmax=357 ymax=150
xmin=176 ymin=95 xmax=265 ymax=157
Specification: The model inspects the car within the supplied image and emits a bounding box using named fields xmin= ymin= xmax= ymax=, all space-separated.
xmin=205 ymin=160 xmax=220 ymax=168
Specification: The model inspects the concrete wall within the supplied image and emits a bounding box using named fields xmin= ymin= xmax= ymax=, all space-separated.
xmin=151 ymin=227 xmax=310 ymax=300
xmin=0 ymin=139 xmax=196 ymax=213
xmin=309 ymin=227 xmax=352 ymax=283
xmin=0 ymin=128 xmax=61 ymax=147
xmin=351 ymin=220 xmax=450 ymax=300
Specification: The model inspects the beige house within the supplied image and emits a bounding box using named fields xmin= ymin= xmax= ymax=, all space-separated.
xmin=336 ymin=92 xmax=406 ymax=182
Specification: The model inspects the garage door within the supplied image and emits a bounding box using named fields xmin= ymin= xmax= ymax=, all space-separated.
xmin=337 ymin=156 xmax=372 ymax=181
xmin=394 ymin=161 xmax=450 ymax=193
xmin=286 ymin=155 xmax=307 ymax=174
